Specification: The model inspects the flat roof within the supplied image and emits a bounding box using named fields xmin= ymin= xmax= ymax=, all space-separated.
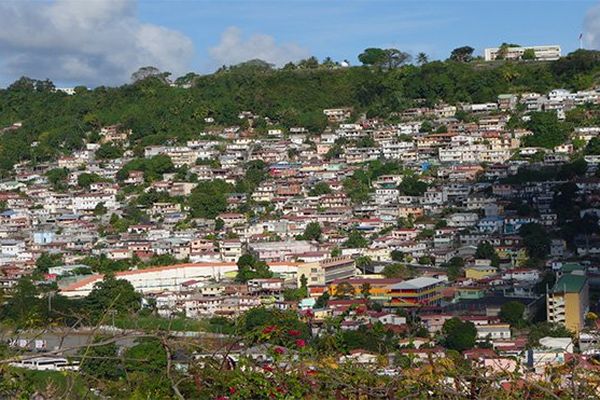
xmin=389 ymin=277 xmax=442 ymax=290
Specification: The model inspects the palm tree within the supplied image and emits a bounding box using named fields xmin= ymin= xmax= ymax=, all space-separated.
xmin=416 ymin=52 xmax=429 ymax=66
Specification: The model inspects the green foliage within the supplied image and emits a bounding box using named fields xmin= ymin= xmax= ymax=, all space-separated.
xmin=390 ymin=250 xmax=405 ymax=262
xmin=314 ymin=291 xmax=330 ymax=308
xmin=308 ymin=181 xmax=332 ymax=196
xmin=442 ymin=257 xmax=465 ymax=281
xmin=523 ymin=112 xmax=569 ymax=149
xmin=123 ymin=338 xmax=167 ymax=375
xmin=35 ymin=252 xmax=62 ymax=273
xmin=116 ymin=155 xmax=175 ymax=183
xmin=519 ymin=223 xmax=551 ymax=261
xmin=522 ymin=48 xmax=536 ymax=60
xmin=236 ymin=160 xmax=267 ymax=194
xmin=397 ymin=175 xmax=428 ymax=196
xmin=475 ymin=242 xmax=500 ymax=267
xmin=442 ymin=317 xmax=477 ymax=351
xmin=499 ymin=301 xmax=526 ymax=327
xmin=301 ymin=222 xmax=322 ymax=241
xmin=236 ymin=254 xmax=273 ymax=282
xmin=343 ymin=230 xmax=368 ymax=248
xmin=79 ymin=339 xmax=123 ymax=380
xmin=382 ymin=263 xmax=412 ymax=279
xmin=95 ymin=143 xmax=123 ymax=159
xmin=527 ymin=322 xmax=573 ymax=347
xmin=77 ymin=172 xmax=107 ymax=188
xmin=449 ymin=46 xmax=474 ymax=62
xmin=2 ymin=52 xmax=598 ymax=173
xmin=84 ymin=275 xmax=142 ymax=323
xmin=45 ymin=167 xmax=69 ymax=190
xmin=585 ymin=137 xmax=600 ymax=155
xmin=188 ymin=179 xmax=234 ymax=219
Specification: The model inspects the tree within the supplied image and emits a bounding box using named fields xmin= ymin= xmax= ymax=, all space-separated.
xmin=1 ymin=277 xmax=43 ymax=328
xmin=355 ymin=256 xmax=372 ymax=274
xmin=524 ymin=112 xmax=569 ymax=149
xmin=443 ymin=257 xmax=465 ymax=281
xmin=382 ymin=49 xmax=411 ymax=69
xmin=236 ymin=254 xmax=273 ymax=282
xmin=397 ymin=176 xmax=428 ymax=196
xmin=416 ymin=52 xmax=429 ymax=65
xmin=36 ymin=252 xmax=62 ymax=273
xmin=77 ymin=172 xmax=105 ymax=188
xmin=46 ymin=168 xmax=69 ymax=190
xmin=390 ymin=250 xmax=405 ymax=262
xmin=188 ymin=179 xmax=234 ymax=219
xmin=131 ymin=66 xmax=168 ymax=83
xmin=344 ymin=230 xmax=368 ymax=248
xmin=522 ymin=48 xmax=536 ymax=60
xmin=95 ymin=143 xmax=123 ymax=160
xmin=585 ymin=137 xmax=600 ymax=155
xmin=302 ymin=222 xmax=322 ymax=241
xmin=123 ymin=338 xmax=167 ymax=375
xmin=519 ymin=223 xmax=551 ymax=261
xmin=442 ymin=318 xmax=477 ymax=351
xmin=314 ymin=291 xmax=330 ymax=308
xmin=358 ymin=48 xmax=388 ymax=66
xmin=84 ymin=275 xmax=142 ymax=323
xmin=358 ymin=48 xmax=410 ymax=69
xmin=450 ymin=46 xmax=474 ymax=62
xmin=360 ymin=283 xmax=372 ymax=299
xmin=382 ymin=263 xmax=411 ymax=279
xmin=475 ymin=242 xmax=500 ymax=267
xmin=334 ymin=281 xmax=355 ymax=299
xmin=308 ymin=182 xmax=332 ymax=196
xmin=79 ymin=339 xmax=123 ymax=380
xmin=330 ymin=247 xmax=342 ymax=257
xmin=499 ymin=301 xmax=526 ymax=327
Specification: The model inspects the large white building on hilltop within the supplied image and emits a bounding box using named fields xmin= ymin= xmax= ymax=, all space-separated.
xmin=59 ymin=262 xmax=300 ymax=297
xmin=484 ymin=45 xmax=561 ymax=61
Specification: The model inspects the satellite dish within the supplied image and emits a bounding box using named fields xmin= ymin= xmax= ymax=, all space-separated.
xmin=340 ymin=61 xmax=350 ymax=67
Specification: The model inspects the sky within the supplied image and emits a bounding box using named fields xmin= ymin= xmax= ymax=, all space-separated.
xmin=0 ymin=0 xmax=599 ymax=87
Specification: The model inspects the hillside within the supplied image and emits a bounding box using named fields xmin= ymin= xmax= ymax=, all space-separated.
xmin=0 ymin=49 xmax=599 ymax=174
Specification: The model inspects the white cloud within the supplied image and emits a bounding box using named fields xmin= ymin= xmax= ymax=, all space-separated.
xmin=209 ymin=26 xmax=310 ymax=67
xmin=0 ymin=0 xmax=195 ymax=86
xmin=584 ymin=3 xmax=600 ymax=49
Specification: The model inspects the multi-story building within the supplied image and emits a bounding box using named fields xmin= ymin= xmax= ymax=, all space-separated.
xmin=387 ymin=277 xmax=445 ymax=308
xmin=297 ymin=256 xmax=356 ymax=287
xmin=484 ymin=45 xmax=561 ymax=61
xmin=547 ymin=273 xmax=589 ymax=333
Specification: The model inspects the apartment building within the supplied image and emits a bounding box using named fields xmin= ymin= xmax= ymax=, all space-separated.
xmin=297 ymin=256 xmax=356 ymax=287
xmin=547 ymin=273 xmax=589 ymax=333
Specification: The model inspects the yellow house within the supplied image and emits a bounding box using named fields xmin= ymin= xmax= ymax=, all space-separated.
xmin=465 ymin=265 xmax=498 ymax=280
xmin=547 ymin=273 xmax=589 ymax=334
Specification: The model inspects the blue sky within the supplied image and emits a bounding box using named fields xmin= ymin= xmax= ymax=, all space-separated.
xmin=0 ymin=0 xmax=599 ymax=86
xmin=139 ymin=0 xmax=596 ymax=69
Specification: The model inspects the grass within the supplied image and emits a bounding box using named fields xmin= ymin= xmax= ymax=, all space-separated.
xmin=113 ymin=314 xmax=210 ymax=332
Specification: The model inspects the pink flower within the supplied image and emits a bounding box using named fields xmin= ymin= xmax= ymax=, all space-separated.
xmin=228 ymin=387 xmax=236 ymax=394
xmin=295 ymin=339 xmax=306 ymax=348
xmin=274 ymin=346 xmax=285 ymax=354
xmin=215 ymin=397 xmax=229 ymax=400
xmin=263 ymin=364 xmax=274 ymax=372
xmin=288 ymin=329 xmax=301 ymax=337
xmin=262 ymin=325 xmax=277 ymax=334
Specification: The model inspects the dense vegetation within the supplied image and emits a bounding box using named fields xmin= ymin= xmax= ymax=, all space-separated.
xmin=2 ymin=50 xmax=600 ymax=175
